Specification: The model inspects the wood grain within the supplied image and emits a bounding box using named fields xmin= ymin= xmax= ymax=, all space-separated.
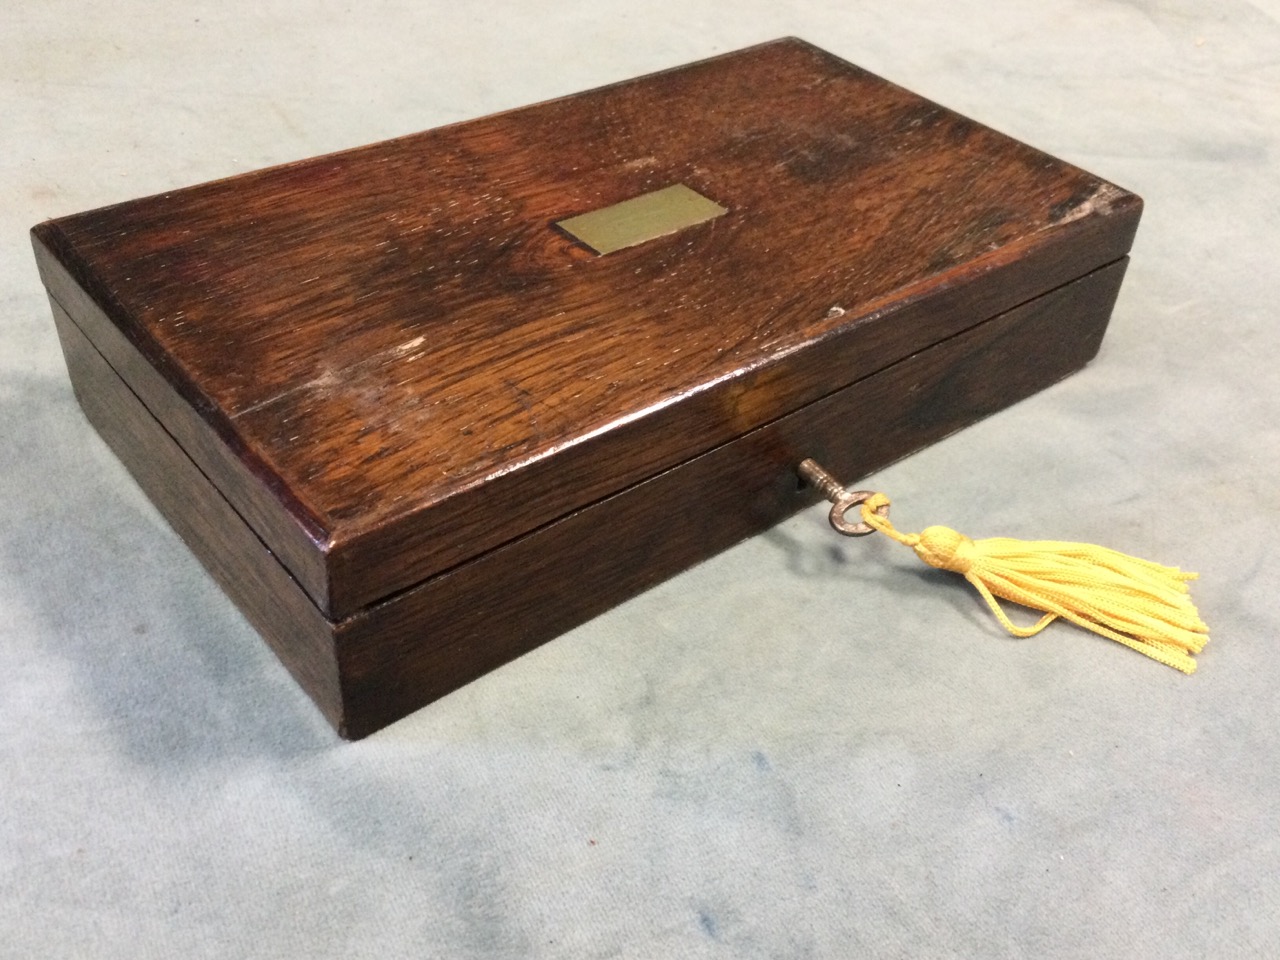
xmin=32 ymin=38 xmax=1142 ymax=618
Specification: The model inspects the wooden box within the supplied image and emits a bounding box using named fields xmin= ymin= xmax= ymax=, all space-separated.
xmin=31 ymin=39 xmax=1141 ymax=738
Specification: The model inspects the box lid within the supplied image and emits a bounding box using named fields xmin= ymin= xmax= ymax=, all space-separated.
xmin=32 ymin=38 xmax=1141 ymax=619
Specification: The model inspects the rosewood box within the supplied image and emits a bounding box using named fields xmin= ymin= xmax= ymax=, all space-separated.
xmin=32 ymin=39 xmax=1142 ymax=738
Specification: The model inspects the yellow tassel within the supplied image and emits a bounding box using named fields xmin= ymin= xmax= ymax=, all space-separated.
xmin=857 ymin=493 xmax=1209 ymax=673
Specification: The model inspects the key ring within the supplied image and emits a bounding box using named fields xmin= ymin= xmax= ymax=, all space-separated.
xmin=796 ymin=458 xmax=889 ymax=536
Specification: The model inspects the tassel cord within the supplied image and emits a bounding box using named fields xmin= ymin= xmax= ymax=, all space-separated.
xmin=855 ymin=492 xmax=1208 ymax=674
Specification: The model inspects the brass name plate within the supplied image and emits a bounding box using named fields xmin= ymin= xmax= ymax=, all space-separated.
xmin=555 ymin=184 xmax=727 ymax=255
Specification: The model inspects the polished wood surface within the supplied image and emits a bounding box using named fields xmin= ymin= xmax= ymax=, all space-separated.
xmin=32 ymin=38 xmax=1141 ymax=618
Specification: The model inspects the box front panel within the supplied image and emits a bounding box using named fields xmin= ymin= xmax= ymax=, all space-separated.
xmin=335 ymin=259 xmax=1127 ymax=738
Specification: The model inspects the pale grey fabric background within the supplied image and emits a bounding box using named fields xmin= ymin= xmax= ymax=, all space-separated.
xmin=2 ymin=2 xmax=1278 ymax=957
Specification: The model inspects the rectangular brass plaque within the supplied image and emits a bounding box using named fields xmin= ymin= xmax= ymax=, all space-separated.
xmin=555 ymin=184 xmax=728 ymax=255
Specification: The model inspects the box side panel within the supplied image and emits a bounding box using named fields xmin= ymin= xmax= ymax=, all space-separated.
xmin=34 ymin=236 xmax=333 ymax=612
xmin=51 ymin=303 xmax=344 ymax=731
xmin=333 ymin=258 xmax=1127 ymax=739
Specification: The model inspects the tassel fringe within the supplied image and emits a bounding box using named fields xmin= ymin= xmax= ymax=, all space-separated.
xmin=858 ymin=493 xmax=1209 ymax=673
